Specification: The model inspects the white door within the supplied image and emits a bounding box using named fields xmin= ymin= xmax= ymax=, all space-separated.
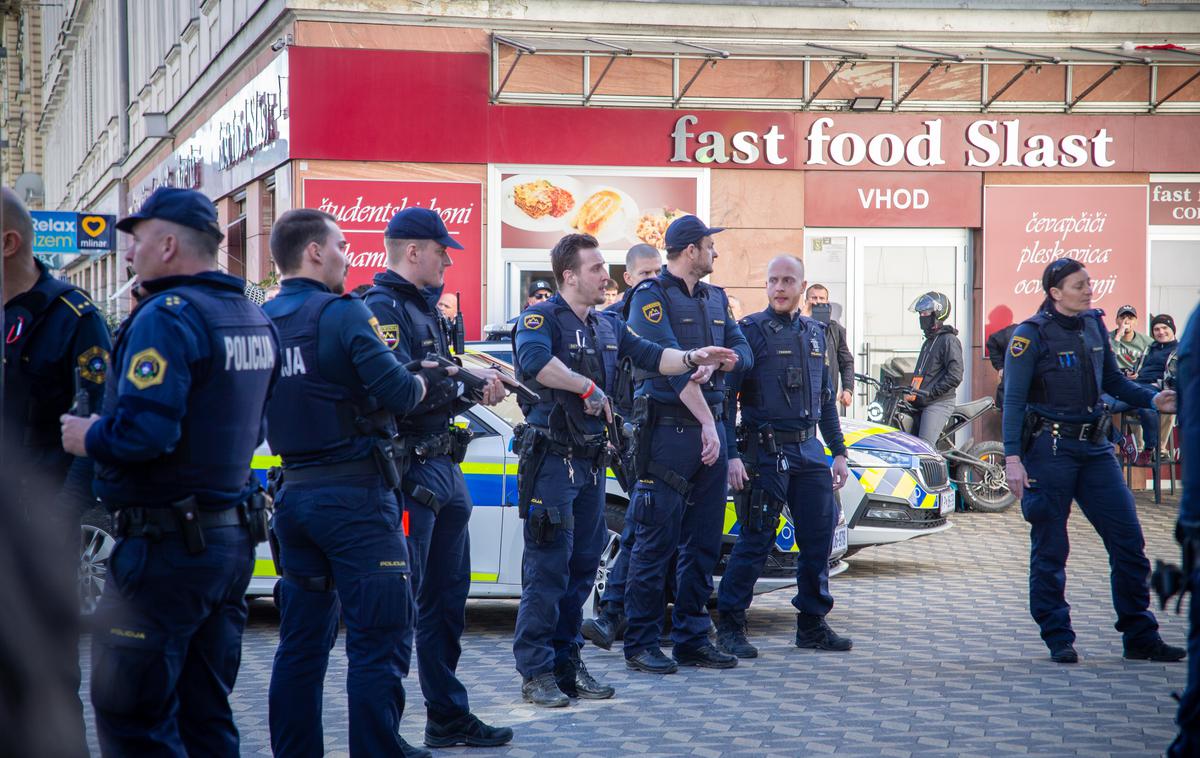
xmin=805 ymin=229 xmax=971 ymax=419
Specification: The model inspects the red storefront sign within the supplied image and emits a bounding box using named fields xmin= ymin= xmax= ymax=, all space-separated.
xmin=805 ymin=171 xmax=982 ymax=227
xmin=287 ymin=47 xmax=1200 ymax=173
xmin=1150 ymin=182 xmax=1200 ymax=225
xmin=982 ymin=185 xmax=1148 ymax=343
xmin=302 ymin=179 xmax=484 ymax=339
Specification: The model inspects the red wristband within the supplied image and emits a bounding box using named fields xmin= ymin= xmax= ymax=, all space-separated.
xmin=580 ymin=380 xmax=595 ymax=399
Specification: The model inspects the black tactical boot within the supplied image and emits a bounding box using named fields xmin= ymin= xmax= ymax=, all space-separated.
xmin=555 ymin=648 xmax=616 ymax=699
xmin=399 ymin=736 xmax=433 ymax=758
xmin=581 ymin=604 xmax=626 ymax=651
xmin=521 ymin=671 xmax=570 ymax=707
xmin=1049 ymin=642 xmax=1079 ymax=664
xmin=715 ymin=612 xmax=759 ymax=659
xmin=673 ymin=641 xmax=738 ymax=669
xmin=625 ymin=647 xmax=679 ymax=674
xmin=1124 ymin=637 xmax=1186 ymax=662
xmin=795 ymin=614 xmax=852 ymax=651
xmin=424 ymin=712 xmax=514 ymax=748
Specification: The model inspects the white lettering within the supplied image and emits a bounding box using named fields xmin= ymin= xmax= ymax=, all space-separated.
xmin=1022 ymin=134 xmax=1059 ymax=168
xmin=867 ymin=133 xmax=905 ymax=167
xmin=907 ymin=120 xmax=945 ymax=167
xmin=694 ymin=131 xmax=729 ymax=164
xmin=965 ymin=120 xmax=1001 ymax=167
xmin=730 ymin=131 xmax=761 ymax=164
xmin=670 ymin=115 xmax=698 ymax=162
xmin=1092 ymin=128 xmax=1115 ymax=168
xmin=1059 ymin=134 xmax=1089 ymax=168
xmin=830 ymin=132 xmax=866 ymax=166
xmin=805 ymin=117 xmax=833 ymax=166
xmin=223 ymin=334 xmax=277 ymax=372
xmin=280 ymin=345 xmax=307 ymax=378
xmin=762 ymin=124 xmax=787 ymax=165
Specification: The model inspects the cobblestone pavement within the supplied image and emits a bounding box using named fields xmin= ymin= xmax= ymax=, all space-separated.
xmin=81 ymin=491 xmax=1189 ymax=756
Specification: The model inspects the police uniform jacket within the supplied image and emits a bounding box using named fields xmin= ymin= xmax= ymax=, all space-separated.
xmin=364 ymin=269 xmax=470 ymax=434
xmin=1177 ymin=305 xmax=1199 ymax=526
xmin=514 ymin=294 xmax=663 ymax=438
xmin=1002 ymin=307 xmax=1157 ymax=458
xmin=3 ymin=259 xmax=111 ymax=499
xmin=264 ymin=278 xmax=425 ymax=468
xmin=724 ymin=308 xmax=847 ymax=461
xmin=86 ymin=272 xmax=279 ymax=507
xmin=623 ymin=268 xmax=752 ymax=410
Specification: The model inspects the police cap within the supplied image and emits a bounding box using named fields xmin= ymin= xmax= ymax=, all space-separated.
xmin=664 ymin=215 xmax=724 ymax=251
xmin=117 ymin=187 xmax=224 ymax=241
xmin=384 ymin=207 xmax=464 ymax=250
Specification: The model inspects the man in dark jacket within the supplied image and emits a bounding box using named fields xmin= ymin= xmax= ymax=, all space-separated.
xmin=986 ymin=323 xmax=1017 ymax=410
xmin=1111 ymin=313 xmax=1179 ymax=464
xmin=906 ymin=292 xmax=964 ymax=446
xmin=804 ymin=284 xmax=854 ymax=411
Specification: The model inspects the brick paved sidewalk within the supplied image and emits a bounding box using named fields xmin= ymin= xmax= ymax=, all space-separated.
xmin=81 ymin=491 xmax=1188 ymax=756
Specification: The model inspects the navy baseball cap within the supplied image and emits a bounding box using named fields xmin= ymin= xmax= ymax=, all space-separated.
xmin=528 ymin=279 xmax=553 ymax=297
xmin=384 ymin=207 xmax=463 ymax=250
xmin=664 ymin=215 xmax=724 ymax=251
xmin=116 ymin=187 xmax=224 ymax=240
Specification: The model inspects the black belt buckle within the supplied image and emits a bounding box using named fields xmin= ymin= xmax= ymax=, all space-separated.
xmin=170 ymin=495 xmax=206 ymax=555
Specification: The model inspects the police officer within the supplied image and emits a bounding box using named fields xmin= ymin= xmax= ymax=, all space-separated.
xmin=512 ymin=232 xmax=735 ymax=705
xmin=60 ymin=187 xmax=279 ymax=756
xmin=1003 ymin=257 xmax=1182 ymax=664
xmin=364 ymin=208 xmax=514 ymax=749
xmin=2 ymin=185 xmax=105 ymax=757
xmin=1170 ymin=300 xmax=1200 ymax=757
xmin=622 ymin=215 xmax=752 ymax=674
xmin=582 ymin=242 xmax=666 ymax=649
xmin=263 ymin=209 xmax=459 ymax=758
xmin=906 ymin=291 xmax=963 ymax=447
xmin=715 ymin=255 xmax=852 ymax=658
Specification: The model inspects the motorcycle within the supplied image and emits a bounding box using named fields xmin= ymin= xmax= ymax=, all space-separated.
xmin=855 ymin=360 xmax=1017 ymax=513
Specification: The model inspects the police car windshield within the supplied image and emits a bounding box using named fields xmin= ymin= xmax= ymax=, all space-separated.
xmin=459 ymin=353 xmax=526 ymax=427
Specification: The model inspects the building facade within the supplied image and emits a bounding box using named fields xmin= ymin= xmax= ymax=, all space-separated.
xmin=19 ymin=0 xmax=1200 ymax=426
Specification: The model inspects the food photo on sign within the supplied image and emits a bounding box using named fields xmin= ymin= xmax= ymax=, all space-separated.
xmin=981 ymin=184 xmax=1148 ymax=343
xmin=498 ymin=171 xmax=701 ymax=251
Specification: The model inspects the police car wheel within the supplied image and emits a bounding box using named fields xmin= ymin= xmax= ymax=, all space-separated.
xmin=79 ymin=516 xmax=115 ymax=617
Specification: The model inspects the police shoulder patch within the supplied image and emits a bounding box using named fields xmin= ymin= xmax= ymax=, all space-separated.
xmin=379 ymin=323 xmax=400 ymax=349
xmin=77 ymin=345 xmax=109 ymax=384
xmin=523 ymin=313 xmax=544 ymax=330
xmin=126 ymin=348 xmax=167 ymax=390
xmin=58 ymin=289 xmax=96 ymax=317
xmin=1009 ymin=335 xmax=1031 ymax=358
xmin=367 ymin=316 xmax=387 ymax=344
xmin=642 ymin=301 xmax=663 ymax=324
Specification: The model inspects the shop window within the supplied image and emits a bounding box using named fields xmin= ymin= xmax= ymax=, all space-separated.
xmin=226 ymin=217 xmax=246 ymax=279
xmin=1150 ymin=239 xmax=1200 ymax=337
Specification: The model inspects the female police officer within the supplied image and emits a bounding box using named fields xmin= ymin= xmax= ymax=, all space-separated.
xmin=1003 ymin=257 xmax=1181 ymax=665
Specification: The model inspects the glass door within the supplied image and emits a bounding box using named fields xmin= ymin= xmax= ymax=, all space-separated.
xmin=806 ymin=229 xmax=971 ymax=420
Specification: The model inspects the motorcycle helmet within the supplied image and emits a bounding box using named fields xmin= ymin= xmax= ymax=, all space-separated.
xmin=908 ymin=291 xmax=951 ymax=320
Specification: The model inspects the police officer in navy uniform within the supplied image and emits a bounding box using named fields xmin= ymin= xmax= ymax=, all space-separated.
xmin=364 ymin=208 xmax=514 ymax=749
xmin=2 ymin=185 xmax=105 ymax=757
xmin=715 ymin=255 xmax=852 ymax=658
xmin=60 ymin=187 xmax=280 ymax=756
xmin=1003 ymin=257 xmax=1182 ymax=665
xmin=621 ymin=215 xmax=752 ymax=674
xmin=582 ymin=242 xmax=666 ymax=649
xmin=512 ymin=232 xmax=736 ymax=705
xmin=1170 ymin=300 xmax=1200 ymax=757
xmin=263 ymin=209 xmax=458 ymax=758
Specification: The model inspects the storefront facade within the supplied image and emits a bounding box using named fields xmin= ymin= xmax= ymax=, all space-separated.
xmin=114 ymin=17 xmax=1200 ymax=421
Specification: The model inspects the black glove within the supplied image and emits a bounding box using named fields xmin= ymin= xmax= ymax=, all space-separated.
xmin=414 ymin=364 xmax=460 ymax=408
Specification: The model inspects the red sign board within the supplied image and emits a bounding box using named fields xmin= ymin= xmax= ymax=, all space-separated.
xmin=302 ymin=179 xmax=484 ymax=340
xmin=982 ymin=185 xmax=1147 ymax=343
xmin=1150 ymin=182 xmax=1200 ymax=225
xmin=287 ymin=47 xmax=1200 ymax=174
xmin=805 ymin=171 xmax=982 ymax=227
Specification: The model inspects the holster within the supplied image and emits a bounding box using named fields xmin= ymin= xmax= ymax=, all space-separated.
xmin=631 ymin=394 xmax=654 ymax=479
xmin=527 ymin=503 xmax=574 ymax=545
xmin=514 ymin=424 xmax=548 ymax=519
xmin=238 ymin=489 xmax=271 ymax=545
xmin=170 ymin=495 xmax=207 ymax=555
xmin=732 ymin=481 xmax=784 ymax=534
xmin=371 ymin=438 xmax=402 ymax=490
xmin=1021 ymin=411 xmax=1038 ymax=455
xmin=448 ymin=425 xmax=474 ymax=464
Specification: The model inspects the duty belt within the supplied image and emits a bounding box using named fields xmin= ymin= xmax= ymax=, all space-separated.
xmin=531 ymin=425 xmax=606 ymax=460
xmin=1033 ymin=416 xmax=1108 ymax=442
xmin=654 ymin=404 xmax=724 ymax=426
xmin=399 ymin=431 xmax=453 ymax=459
xmin=283 ymin=458 xmax=381 ymax=483
xmin=113 ymin=504 xmax=243 ymax=537
xmin=765 ymin=426 xmax=815 ymax=444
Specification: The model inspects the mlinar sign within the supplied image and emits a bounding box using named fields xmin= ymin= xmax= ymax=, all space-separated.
xmin=669 ymin=114 xmax=1125 ymax=170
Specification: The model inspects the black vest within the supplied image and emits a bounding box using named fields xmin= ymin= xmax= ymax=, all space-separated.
xmin=266 ymin=290 xmax=385 ymax=466
xmin=517 ymin=299 xmax=619 ymax=437
xmin=95 ymin=281 xmax=277 ymax=505
xmin=1024 ymin=309 xmax=1106 ymax=416
xmin=738 ymin=310 xmax=827 ymax=427
xmin=626 ymin=277 xmax=729 ymax=403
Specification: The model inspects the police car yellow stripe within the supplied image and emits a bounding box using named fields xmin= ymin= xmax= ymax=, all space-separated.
xmin=470 ymin=572 xmax=499 ymax=582
xmin=254 ymin=559 xmax=277 ymax=577
xmin=841 ymin=424 xmax=898 ymax=447
xmin=252 ymin=454 xmax=281 ymax=470
xmin=892 ymin=473 xmax=916 ymax=501
xmin=859 ymin=467 xmax=885 ymax=491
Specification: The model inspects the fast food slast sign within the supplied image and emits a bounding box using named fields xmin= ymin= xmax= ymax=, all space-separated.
xmin=670 ymin=114 xmax=1126 ymax=170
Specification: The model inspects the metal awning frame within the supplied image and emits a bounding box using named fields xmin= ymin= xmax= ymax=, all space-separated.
xmin=490 ymin=33 xmax=1200 ymax=113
